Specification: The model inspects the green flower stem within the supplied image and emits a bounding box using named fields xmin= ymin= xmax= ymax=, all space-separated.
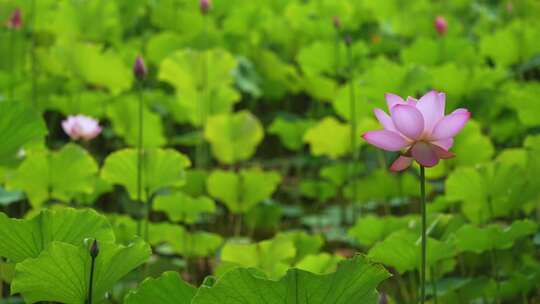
xmin=136 ymin=81 xmax=145 ymax=239
xmin=420 ymin=165 xmax=426 ymax=304
xmin=196 ymin=13 xmax=210 ymax=169
xmin=87 ymin=249 xmax=97 ymax=304
xmin=9 ymin=29 xmax=14 ymax=101
xmin=346 ymin=38 xmax=358 ymax=225
xmin=487 ymin=198 xmax=501 ymax=304
xmin=431 ymin=266 xmax=438 ymax=304
xmin=30 ymin=0 xmax=37 ymax=107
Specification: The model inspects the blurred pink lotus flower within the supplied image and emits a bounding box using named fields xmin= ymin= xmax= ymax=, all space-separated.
xmin=332 ymin=16 xmax=341 ymax=29
xmin=434 ymin=16 xmax=447 ymax=36
xmin=62 ymin=115 xmax=102 ymax=141
xmin=6 ymin=8 xmax=22 ymax=29
xmin=362 ymin=91 xmax=470 ymax=171
xmin=200 ymin=0 xmax=211 ymax=14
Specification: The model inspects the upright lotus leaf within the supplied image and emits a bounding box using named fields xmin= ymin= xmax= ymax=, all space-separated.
xmin=504 ymin=82 xmax=540 ymax=127
xmin=452 ymin=220 xmax=538 ymax=254
xmin=204 ymin=111 xmax=264 ymax=164
xmin=276 ymin=231 xmax=324 ymax=263
xmin=124 ymin=271 xmax=196 ymax=304
xmin=348 ymin=215 xmax=414 ymax=247
xmin=254 ymin=50 xmax=302 ymax=100
xmin=192 ymin=255 xmax=390 ymax=304
xmin=450 ymin=120 xmax=494 ymax=167
xmin=0 ymin=102 xmax=47 ymax=166
xmin=295 ymin=253 xmax=343 ymax=275
xmin=101 ymin=148 xmax=191 ymax=201
xmin=299 ymin=179 xmax=337 ymax=203
xmin=207 ymin=168 xmax=281 ymax=213
xmin=445 ymin=158 xmax=529 ymax=223
xmin=219 ymin=235 xmax=297 ymax=279
xmin=0 ymin=208 xmax=114 ymax=263
xmin=368 ymin=230 xmax=456 ymax=274
xmin=50 ymin=40 xmax=132 ymax=94
xmin=150 ymin=223 xmax=222 ymax=258
xmin=303 ymin=117 xmax=350 ymax=159
xmin=107 ymin=94 xmax=166 ymax=147
xmin=268 ymin=116 xmax=314 ymax=151
xmin=12 ymin=239 xmax=151 ymax=304
xmin=158 ymin=49 xmax=240 ymax=126
xmin=5 ymin=144 xmax=99 ymax=207
xmin=154 ymin=191 xmax=215 ymax=224
xmin=480 ymin=26 xmax=520 ymax=67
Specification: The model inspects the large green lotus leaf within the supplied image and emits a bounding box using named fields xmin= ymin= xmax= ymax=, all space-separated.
xmin=47 ymin=90 xmax=109 ymax=118
xmin=219 ymin=235 xmax=297 ymax=279
xmin=180 ymin=169 xmax=208 ymax=197
xmin=348 ymin=215 xmax=414 ymax=247
xmin=480 ymin=26 xmax=520 ymax=67
xmin=430 ymin=63 xmax=468 ymax=101
xmin=319 ymin=162 xmax=365 ymax=186
xmin=368 ymin=230 xmax=456 ymax=274
xmin=193 ymin=255 xmax=390 ymax=304
xmin=343 ymin=170 xmax=429 ymax=203
xmin=51 ymin=0 xmax=121 ymax=43
xmin=303 ymin=117 xmax=350 ymax=159
xmin=146 ymin=31 xmax=185 ymax=64
xmin=204 ymin=111 xmax=264 ymax=164
xmin=5 ymin=144 xmax=99 ymax=207
xmin=101 ymin=148 xmax=190 ymax=201
xmin=268 ymin=116 xmax=314 ymax=151
xmin=0 ymin=102 xmax=47 ymax=167
xmin=301 ymin=74 xmax=338 ymax=101
xmin=0 ymin=208 xmax=114 ymax=263
xmin=150 ymin=223 xmax=222 ymax=258
xmin=296 ymin=40 xmax=367 ymax=78
xmin=154 ymin=191 xmax=215 ymax=224
xmin=50 ymin=40 xmax=132 ymax=94
xmin=450 ymin=120 xmax=494 ymax=167
xmin=299 ymin=179 xmax=337 ymax=202
xmin=207 ymin=168 xmax=281 ymax=213
xmin=159 ymin=49 xmax=240 ymax=126
xmin=12 ymin=239 xmax=150 ymax=304
xmin=253 ymin=50 xmax=302 ymax=100
xmin=276 ymin=231 xmax=324 ymax=263
xmin=295 ymin=253 xmax=343 ymax=275
xmin=124 ymin=271 xmax=196 ymax=304
xmin=452 ymin=220 xmax=538 ymax=254
xmin=504 ymin=82 xmax=540 ymax=127
xmin=106 ymin=94 xmax=166 ymax=147
xmin=445 ymin=159 xmax=528 ymax=224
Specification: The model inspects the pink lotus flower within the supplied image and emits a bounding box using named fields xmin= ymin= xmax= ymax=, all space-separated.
xmin=62 ymin=115 xmax=102 ymax=141
xmin=362 ymin=91 xmax=470 ymax=171
xmin=6 ymin=8 xmax=22 ymax=29
xmin=434 ymin=16 xmax=447 ymax=36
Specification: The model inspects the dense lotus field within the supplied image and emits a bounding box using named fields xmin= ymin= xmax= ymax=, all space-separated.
xmin=0 ymin=0 xmax=540 ymax=303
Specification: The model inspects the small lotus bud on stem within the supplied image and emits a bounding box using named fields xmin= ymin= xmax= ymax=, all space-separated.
xmin=90 ymin=239 xmax=99 ymax=258
xmin=434 ymin=16 xmax=448 ymax=36
xmin=344 ymin=35 xmax=352 ymax=47
xmin=200 ymin=0 xmax=211 ymax=15
xmin=7 ymin=8 xmax=22 ymax=29
xmin=332 ymin=16 xmax=341 ymax=30
xmin=133 ymin=55 xmax=147 ymax=80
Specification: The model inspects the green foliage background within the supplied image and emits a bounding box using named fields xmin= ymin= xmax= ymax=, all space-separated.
xmin=0 ymin=0 xmax=539 ymax=303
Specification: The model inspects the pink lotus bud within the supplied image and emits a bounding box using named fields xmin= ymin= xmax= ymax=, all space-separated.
xmin=7 ymin=8 xmax=22 ymax=29
xmin=362 ymin=91 xmax=470 ymax=171
xmin=332 ymin=16 xmax=341 ymax=29
xmin=62 ymin=115 xmax=102 ymax=141
xmin=200 ymin=0 xmax=211 ymax=15
xmin=133 ymin=56 xmax=147 ymax=80
xmin=434 ymin=16 xmax=447 ymax=36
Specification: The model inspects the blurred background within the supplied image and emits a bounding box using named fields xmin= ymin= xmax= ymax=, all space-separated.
xmin=0 ymin=0 xmax=539 ymax=303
